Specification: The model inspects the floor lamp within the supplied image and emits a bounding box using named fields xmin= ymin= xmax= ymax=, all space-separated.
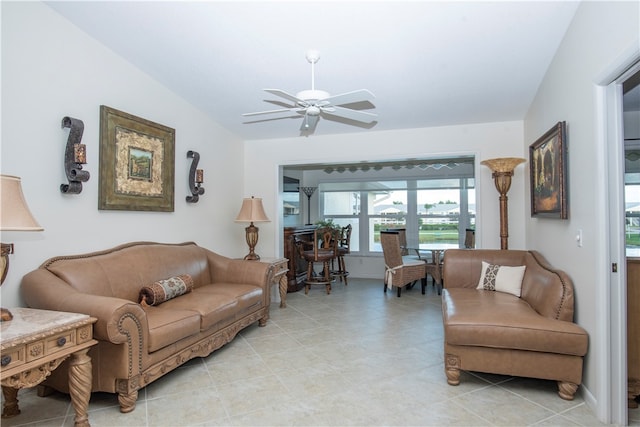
xmin=481 ymin=157 xmax=525 ymax=250
xmin=300 ymin=186 xmax=317 ymax=225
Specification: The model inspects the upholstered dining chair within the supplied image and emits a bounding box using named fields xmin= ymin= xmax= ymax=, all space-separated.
xmin=332 ymin=224 xmax=352 ymax=286
xmin=380 ymin=230 xmax=427 ymax=297
xmin=295 ymin=226 xmax=339 ymax=294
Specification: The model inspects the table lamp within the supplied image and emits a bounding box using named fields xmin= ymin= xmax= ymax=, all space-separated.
xmin=1 ymin=175 xmax=43 ymax=321
xmin=481 ymin=157 xmax=525 ymax=250
xmin=235 ymin=196 xmax=270 ymax=260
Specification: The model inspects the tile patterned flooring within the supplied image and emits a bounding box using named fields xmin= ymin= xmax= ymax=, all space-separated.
xmin=2 ymin=278 xmax=639 ymax=426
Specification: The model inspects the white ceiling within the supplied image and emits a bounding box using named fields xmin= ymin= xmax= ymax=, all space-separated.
xmin=46 ymin=1 xmax=591 ymax=141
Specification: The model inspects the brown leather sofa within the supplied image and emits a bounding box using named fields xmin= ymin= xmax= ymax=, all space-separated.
xmin=21 ymin=241 xmax=276 ymax=413
xmin=442 ymin=249 xmax=589 ymax=400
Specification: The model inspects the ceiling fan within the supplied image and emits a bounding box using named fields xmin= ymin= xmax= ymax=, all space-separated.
xmin=242 ymin=50 xmax=377 ymax=135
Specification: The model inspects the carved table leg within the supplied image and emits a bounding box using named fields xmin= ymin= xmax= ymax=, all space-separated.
xmin=279 ymin=274 xmax=288 ymax=308
xmin=68 ymin=348 xmax=92 ymax=427
xmin=1 ymin=386 xmax=20 ymax=418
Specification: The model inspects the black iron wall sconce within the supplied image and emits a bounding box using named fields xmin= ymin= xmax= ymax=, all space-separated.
xmin=186 ymin=150 xmax=205 ymax=203
xmin=60 ymin=116 xmax=90 ymax=194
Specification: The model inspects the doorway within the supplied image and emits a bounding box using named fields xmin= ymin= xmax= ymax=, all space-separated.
xmin=605 ymin=60 xmax=640 ymax=426
xmin=623 ymin=69 xmax=640 ymax=425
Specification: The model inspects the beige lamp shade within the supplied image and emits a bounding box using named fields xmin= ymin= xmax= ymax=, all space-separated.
xmin=1 ymin=175 xmax=43 ymax=231
xmin=235 ymin=196 xmax=270 ymax=223
xmin=480 ymin=157 xmax=526 ymax=173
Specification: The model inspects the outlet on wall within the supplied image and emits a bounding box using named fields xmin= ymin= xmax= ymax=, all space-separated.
xmin=576 ymin=229 xmax=583 ymax=247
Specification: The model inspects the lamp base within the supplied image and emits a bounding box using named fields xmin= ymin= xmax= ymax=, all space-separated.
xmin=243 ymin=253 xmax=261 ymax=261
xmin=1 ymin=307 xmax=13 ymax=322
xmin=243 ymin=223 xmax=261 ymax=261
xmin=1 ymin=243 xmax=15 ymax=321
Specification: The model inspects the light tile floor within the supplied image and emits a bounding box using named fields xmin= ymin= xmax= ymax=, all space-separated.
xmin=2 ymin=278 xmax=639 ymax=426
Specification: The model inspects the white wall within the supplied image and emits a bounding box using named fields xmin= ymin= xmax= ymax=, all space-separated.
xmin=524 ymin=0 xmax=640 ymax=420
xmin=244 ymin=121 xmax=525 ymax=277
xmin=1 ymin=2 xmax=247 ymax=308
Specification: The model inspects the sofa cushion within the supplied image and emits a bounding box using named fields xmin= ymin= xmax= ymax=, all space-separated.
xmin=443 ymin=288 xmax=588 ymax=356
xmin=196 ymin=283 xmax=263 ymax=311
xmin=158 ymin=288 xmax=239 ymax=331
xmin=140 ymin=274 xmax=194 ymax=306
xmin=476 ymin=261 xmax=525 ymax=297
xmin=143 ymin=306 xmax=201 ymax=352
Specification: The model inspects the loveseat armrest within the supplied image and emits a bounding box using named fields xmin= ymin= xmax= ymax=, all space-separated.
xmin=205 ymin=250 xmax=272 ymax=288
xmin=21 ymin=269 xmax=148 ymax=344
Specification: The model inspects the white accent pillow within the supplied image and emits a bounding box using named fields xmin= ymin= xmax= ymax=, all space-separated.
xmin=476 ymin=261 xmax=526 ymax=297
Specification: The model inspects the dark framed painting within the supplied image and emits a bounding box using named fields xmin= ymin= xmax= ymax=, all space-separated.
xmin=99 ymin=106 xmax=175 ymax=211
xmin=529 ymin=121 xmax=568 ymax=219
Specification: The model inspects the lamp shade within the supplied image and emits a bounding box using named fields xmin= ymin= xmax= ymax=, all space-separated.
xmin=235 ymin=196 xmax=270 ymax=223
xmin=1 ymin=175 xmax=43 ymax=231
xmin=480 ymin=157 xmax=526 ymax=173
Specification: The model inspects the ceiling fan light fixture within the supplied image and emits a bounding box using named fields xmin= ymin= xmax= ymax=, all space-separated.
xmin=306 ymin=106 xmax=321 ymax=116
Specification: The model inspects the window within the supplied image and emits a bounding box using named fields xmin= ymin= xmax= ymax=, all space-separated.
xmin=624 ymin=163 xmax=640 ymax=257
xmin=319 ymin=157 xmax=475 ymax=254
xmin=322 ymin=191 xmax=360 ymax=251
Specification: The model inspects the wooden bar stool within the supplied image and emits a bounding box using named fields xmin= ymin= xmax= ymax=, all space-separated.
xmin=295 ymin=227 xmax=339 ymax=294
xmin=332 ymin=224 xmax=351 ymax=286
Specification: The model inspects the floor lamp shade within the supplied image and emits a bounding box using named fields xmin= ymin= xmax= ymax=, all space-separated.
xmin=235 ymin=196 xmax=270 ymax=260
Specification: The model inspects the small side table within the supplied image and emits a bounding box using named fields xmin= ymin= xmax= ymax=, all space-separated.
xmin=259 ymin=257 xmax=289 ymax=308
xmin=1 ymin=308 xmax=97 ymax=427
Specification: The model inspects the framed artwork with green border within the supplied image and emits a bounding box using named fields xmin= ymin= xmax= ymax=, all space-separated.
xmin=99 ymin=106 xmax=175 ymax=212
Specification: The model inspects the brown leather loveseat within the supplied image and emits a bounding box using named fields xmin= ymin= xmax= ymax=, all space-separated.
xmin=442 ymin=249 xmax=588 ymax=400
xmin=21 ymin=241 xmax=276 ymax=413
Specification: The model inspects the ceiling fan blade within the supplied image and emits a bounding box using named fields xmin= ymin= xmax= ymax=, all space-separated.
xmin=300 ymin=114 xmax=320 ymax=133
xmin=264 ymin=89 xmax=305 ymax=105
xmin=322 ymin=106 xmax=377 ymax=123
xmin=323 ymin=89 xmax=375 ymax=106
xmin=242 ymin=107 xmax=302 ymax=117
xmin=243 ymin=115 xmax=303 ymax=124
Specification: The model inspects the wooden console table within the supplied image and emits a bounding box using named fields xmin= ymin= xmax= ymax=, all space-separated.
xmin=1 ymin=308 xmax=97 ymax=427
xmin=259 ymin=257 xmax=289 ymax=308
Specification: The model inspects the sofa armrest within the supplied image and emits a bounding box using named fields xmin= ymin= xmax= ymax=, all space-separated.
xmin=21 ymin=269 xmax=148 ymax=344
xmin=205 ymin=250 xmax=272 ymax=288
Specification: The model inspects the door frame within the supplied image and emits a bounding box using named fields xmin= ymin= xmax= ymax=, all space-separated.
xmin=600 ymin=45 xmax=640 ymax=425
